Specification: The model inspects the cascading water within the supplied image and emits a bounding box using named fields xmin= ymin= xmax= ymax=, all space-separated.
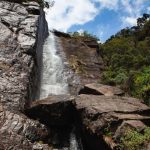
xmin=40 ymin=32 xmax=68 ymax=99
xmin=39 ymin=32 xmax=81 ymax=150
xmin=39 ymin=1 xmax=82 ymax=149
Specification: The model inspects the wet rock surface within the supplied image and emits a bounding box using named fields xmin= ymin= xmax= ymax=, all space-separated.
xmin=0 ymin=1 xmax=49 ymax=149
xmin=54 ymin=31 xmax=104 ymax=95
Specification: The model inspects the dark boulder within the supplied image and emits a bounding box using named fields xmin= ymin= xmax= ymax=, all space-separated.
xmin=26 ymin=95 xmax=75 ymax=126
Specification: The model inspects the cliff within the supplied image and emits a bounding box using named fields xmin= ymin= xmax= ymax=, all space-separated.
xmin=53 ymin=30 xmax=104 ymax=95
xmin=0 ymin=1 xmax=50 ymax=149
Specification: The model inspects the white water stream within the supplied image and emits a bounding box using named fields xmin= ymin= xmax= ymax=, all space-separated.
xmin=39 ymin=1 xmax=81 ymax=149
xmin=40 ymin=33 xmax=68 ymax=99
xmin=39 ymin=32 xmax=81 ymax=150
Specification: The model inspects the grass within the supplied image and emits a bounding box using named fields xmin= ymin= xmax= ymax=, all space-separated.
xmin=120 ymin=127 xmax=150 ymax=150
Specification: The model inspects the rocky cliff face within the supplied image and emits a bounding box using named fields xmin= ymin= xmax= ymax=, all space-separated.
xmin=53 ymin=30 xmax=104 ymax=95
xmin=0 ymin=0 xmax=48 ymax=110
xmin=0 ymin=1 xmax=49 ymax=149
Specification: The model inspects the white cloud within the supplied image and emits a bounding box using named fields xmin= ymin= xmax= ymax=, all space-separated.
xmin=147 ymin=7 xmax=150 ymax=13
xmin=45 ymin=0 xmax=98 ymax=32
xmin=121 ymin=0 xmax=133 ymax=15
xmin=120 ymin=0 xmax=148 ymax=26
xmin=45 ymin=0 xmax=150 ymax=33
xmin=77 ymin=29 xmax=84 ymax=35
xmin=122 ymin=16 xmax=137 ymax=26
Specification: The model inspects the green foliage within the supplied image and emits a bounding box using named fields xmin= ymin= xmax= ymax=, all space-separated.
xmin=121 ymin=127 xmax=150 ymax=150
xmin=69 ymin=55 xmax=86 ymax=74
xmin=131 ymin=67 xmax=150 ymax=105
xmin=102 ymin=68 xmax=128 ymax=85
xmin=103 ymin=123 xmax=112 ymax=137
xmin=69 ymin=31 xmax=99 ymax=41
xmin=100 ymin=13 xmax=150 ymax=104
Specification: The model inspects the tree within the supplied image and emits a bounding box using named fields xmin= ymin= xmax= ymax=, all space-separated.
xmin=100 ymin=13 xmax=150 ymax=105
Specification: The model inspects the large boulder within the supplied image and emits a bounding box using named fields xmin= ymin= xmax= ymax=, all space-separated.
xmin=26 ymin=95 xmax=75 ymax=126
xmin=79 ymin=83 xmax=124 ymax=96
xmin=25 ymin=95 xmax=82 ymax=149
xmin=75 ymin=94 xmax=150 ymax=150
xmin=25 ymin=94 xmax=150 ymax=150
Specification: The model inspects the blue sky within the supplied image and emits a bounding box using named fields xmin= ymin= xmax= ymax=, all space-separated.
xmin=46 ymin=0 xmax=150 ymax=42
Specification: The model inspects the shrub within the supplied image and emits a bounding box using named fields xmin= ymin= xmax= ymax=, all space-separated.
xmin=102 ymin=68 xmax=128 ymax=85
xmin=100 ymin=14 xmax=150 ymax=105
xmin=121 ymin=127 xmax=150 ymax=150
xmin=131 ymin=67 xmax=150 ymax=105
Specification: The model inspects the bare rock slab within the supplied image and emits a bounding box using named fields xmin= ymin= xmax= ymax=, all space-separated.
xmin=79 ymin=83 xmax=124 ymax=96
xmin=75 ymin=94 xmax=150 ymax=150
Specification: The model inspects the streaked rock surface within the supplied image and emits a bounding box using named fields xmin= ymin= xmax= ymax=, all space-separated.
xmin=0 ymin=1 xmax=49 ymax=149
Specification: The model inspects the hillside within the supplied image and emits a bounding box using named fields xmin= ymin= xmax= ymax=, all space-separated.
xmin=100 ymin=14 xmax=150 ymax=105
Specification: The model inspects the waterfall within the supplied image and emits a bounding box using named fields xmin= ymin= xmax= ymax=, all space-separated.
xmin=39 ymin=32 xmax=81 ymax=150
xmin=40 ymin=32 xmax=68 ymax=99
xmin=39 ymin=2 xmax=82 ymax=149
xmin=70 ymin=132 xmax=81 ymax=150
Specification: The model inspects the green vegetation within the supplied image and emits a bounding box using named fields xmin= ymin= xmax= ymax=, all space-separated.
xmin=69 ymin=55 xmax=86 ymax=74
xmin=131 ymin=67 xmax=150 ymax=105
xmin=103 ymin=123 xmax=112 ymax=137
xmin=120 ymin=127 xmax=150 ymax=150
xmin=68 ymin=31 xmax=99 ymax=41
xmin=100 ymin=13 xmax=150 ymax=105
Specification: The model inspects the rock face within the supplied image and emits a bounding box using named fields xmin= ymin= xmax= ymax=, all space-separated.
xmin=0 ymin=1 xmax=49 ymax=149
xmin=75 ymin=94 xmax=150 ymax=150
xmin=54 ymin=31 xmax=104 ymax=95
xmin=0 ymin=107 xmax=49 ymax=149
xmin=79 ymin=83 xmax=124 ymax=96
xmin=0 ymin=0 xmax=48 ymax=110
xmin=26 ymin=94 xmax=150 ymax=150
